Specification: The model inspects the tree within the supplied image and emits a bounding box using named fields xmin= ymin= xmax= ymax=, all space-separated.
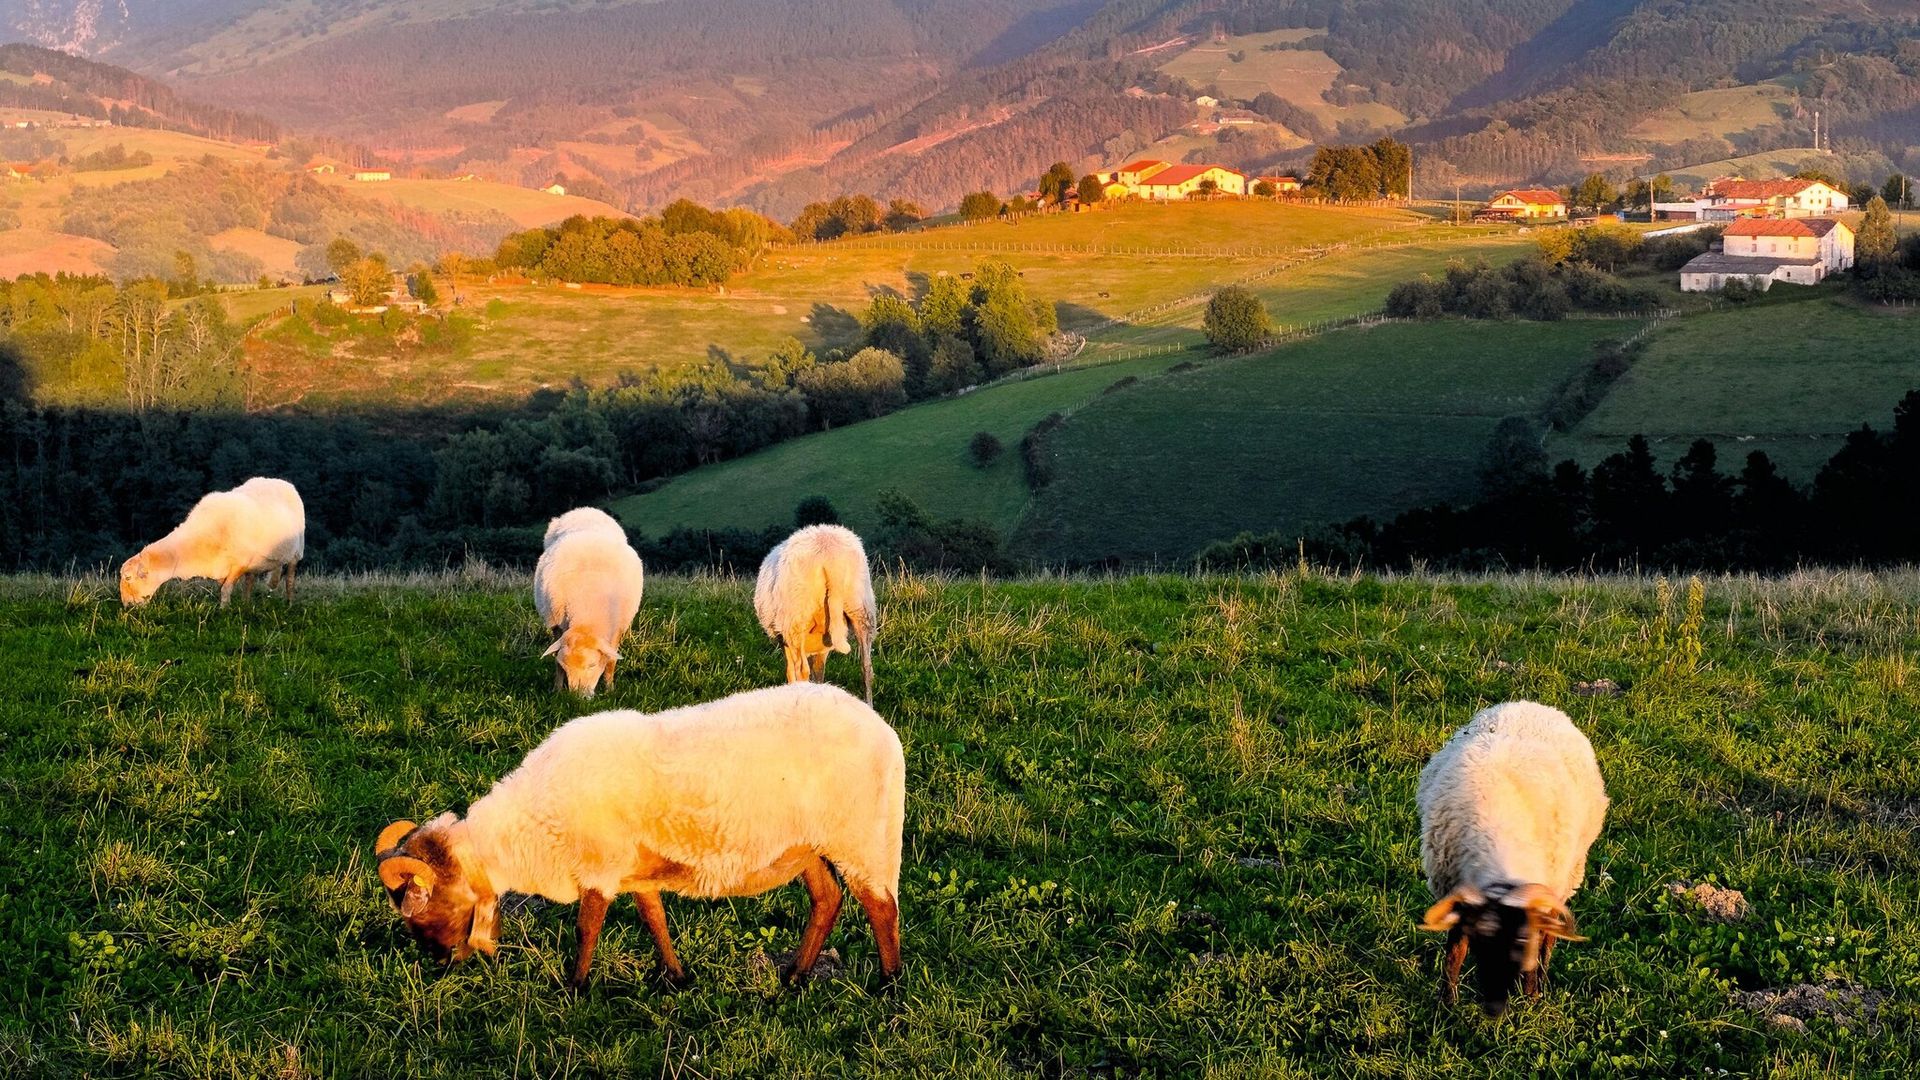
xmin=344 ymin=254 xmax=391 ymax=308
xmin=1203 ymin=286 xmax=1270 ymax=352
xmin=958 ymin=191 xmax=1002 ymax=222
xmin=1571 ymin=174 xmax=1618 ymax=213
xmin=1195 ymin=177 xmax=1220 ymax=198
xmin=1650 ymin=174 xmax=1675 ymax=205
xmin=1039 ymin=162 xmax=1077 ymax=206
xmin=1884 ymin=174 xmax=1913 ymax=210
xmin=968 ymin=431 xmax=1003 ymax=468
xmin=1793 ymin=168 xmax=1844 ymax=190
xmin=1077 ymin=174 xmax=1106 ymax=208
xmin=1857 ymin=196 xmax=1898 ymax=270
xmin=1479 ymin=416 xmax=1547 ymax=498
xmin=325 ymin=237 xmax=361 ymax=279
xmin=794 ymin=496 xmax=839 ymax=527
xmin=884 ymin=199 xmax=925 ymax=231
xmin=919 ymin=275 xmax=969 ymax=339
xmin=1253 ymin=179 xmax=1277 ymax=198
xmin=408 ymin=270 xmax=439 ymax=306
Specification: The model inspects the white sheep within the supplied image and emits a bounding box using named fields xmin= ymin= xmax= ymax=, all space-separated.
xmin=375 ymin=682 xmax=905 ymax=988
xmin=534 ymin=506 xmax=644 ymax=696
xmin=119 ymin=477 xmax=305 ymax=608
xmin=754 ymin=524 xmax=877 ymax=703
xmin=1416 ymin=700 xmax=1609 ymax=1015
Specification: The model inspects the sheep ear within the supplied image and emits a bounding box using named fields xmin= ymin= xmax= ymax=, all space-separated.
xmin=600 ymin=645 xmax=621 ymax=662
xmin=542 ymin=638 xmax=565 ymax=658
xmin=379 ymin=854 xmax=437 ymax=894
xmin=376 ymin=819 xmax=418 ymax=854
xmin=1526 ymin=896 xmax=1586 ymax=942
xmin=1420 ymin=886 xmax=1483 ymax=932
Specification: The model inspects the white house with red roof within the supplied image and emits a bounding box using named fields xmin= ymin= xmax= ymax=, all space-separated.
xmin=1678 ymin=217 xmax=1854 ymax=292
xmin=1476 ymin=188 xmax=1567 ymax=220
xmin=1099 ymin=158 xmax=1246 ymax=199
xmin=1702 ymin=177 xmax=1848 ymax=218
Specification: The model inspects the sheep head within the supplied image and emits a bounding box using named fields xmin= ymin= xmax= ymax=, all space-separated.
xmin=118 ymin=549 xmax=171 ymax=607
xmin=543 ymin=627 xmax=619 ymax=696
xmin=1421 ymin=882 xmax=1582 ymax=1016
xmin=375 ymin=814 xmax=497 ymax=965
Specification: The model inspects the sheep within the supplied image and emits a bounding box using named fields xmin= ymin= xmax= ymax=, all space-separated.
xmin=374 ymin=682 xmax=904 ymax=988
xmin=754 ymin=524 xmax=877 ymax=703
xmin=534 ymin=506 xmax=644 ymax=696
xmin=1416 ymin=700 xmax=1609 ymax=1016
xmin=119 ymin=477 xmax=305 ymax=608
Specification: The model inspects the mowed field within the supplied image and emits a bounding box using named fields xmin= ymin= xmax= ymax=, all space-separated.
xmin=1552 ymin=295 xmax=1920 ymax=478
xmin=1156 ymin=30 xmax=1407 ymax=130
xmin=1018 ymin=319 xmax=1634 ymax=562
xmin=2 ymin=572 xmax=1916 ymax=1076
xmin=1626 ymin=79 xmax=1800 ymax=145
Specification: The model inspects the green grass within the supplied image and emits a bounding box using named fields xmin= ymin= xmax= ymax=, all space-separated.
xmin=1019 ymin=320 xmax=1635 ymax=562
xmin=1551 ymin=295 xmax=1920 ymax=478
xmin=613 ymin=349 xmax=1204 ymax=537
xmin=1156 ymin=29 xmax=1407 ymax=129
xmin=1627 ymin=79 xmax=1800 ymax=145
xmin=3 ymin=570 xmax=1917 ymax=1076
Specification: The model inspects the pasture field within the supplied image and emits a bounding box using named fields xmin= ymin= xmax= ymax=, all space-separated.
xmin=1627 ymin=79 xmax=1800 ymax=145
xmin=318 ymin=176 xmax=627 ymax=229
xmin=1156 ymin=29 xmax=1407 ymax=130
xmin=1552 ymin=295 xmax=1920 ymax=479
xmin=612 ymin=348 xmax=1206 ymax=537
xmin=1019 ymin=319 xmax=1635 ymax=563
xmin=1 ymin=570 xmax=1916 ymax=1077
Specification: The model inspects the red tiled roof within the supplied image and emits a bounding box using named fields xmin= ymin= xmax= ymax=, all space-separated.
xmin=1724 ymin=217 xmax=1845 ymax=238
xmin=1116 ymin=159 xmax=1168 ymax=174
xmin=1496 ymin=188 xmax=1565 ymax=205
xmin=1708 ymin=178 xmax=1833 ymax=200
xmin=1142 ymin=164 xmax=1241 ymax=187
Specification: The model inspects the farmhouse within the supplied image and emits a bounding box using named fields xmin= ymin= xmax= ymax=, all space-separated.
xmin=1701 ymin=177 xmax=1848 ymax=218
xmin=544 ymin=183 xmax=567 ymax=196
xmin=1476 ymin=188 xmax=1567 ymax=221
xmin=1678 ymin=218 xmax=1854 ymax=292
xmin=1112 ymin=158 xmax=1172 ymax=186
xmin=352 ymin=170 xmax=392 ymax=182
xmin=1136 ymin=163 xmax=1247 ymax=199
xmin=1254 ymin=175 xmax=1302 ymax=194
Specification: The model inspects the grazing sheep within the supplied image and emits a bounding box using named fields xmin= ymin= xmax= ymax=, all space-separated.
xmin=1416 ymin=700 xmax=1609 ymax=1016
xmin=754 ymin=525 xmax=877 ymax=703
xmin=375 ymin=683 xmax=905 ymax=988
xmin=535 ymin=507 xmax=644 ymax=696
xmin=119 ymin=477 xmax=305 ymax=608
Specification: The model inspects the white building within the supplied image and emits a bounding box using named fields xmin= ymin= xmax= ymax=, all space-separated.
xmin=1679 ymin=218 xmax=1854 ymax=292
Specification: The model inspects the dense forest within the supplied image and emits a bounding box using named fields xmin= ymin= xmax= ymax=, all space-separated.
xmin=0 ymin=43 xmax=280 ymax=144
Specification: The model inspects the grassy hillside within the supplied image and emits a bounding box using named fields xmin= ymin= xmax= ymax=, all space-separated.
xmin=1627 ymin=78 xmax=1800 ymax=145
xmin=1019 ymin=319 xmax=1634 ymax=563
xmin=2 ymin=571 xmax=1916 ymax=1076
xmin=1156 ymin=29 xmax=1407 ymax=130
xmin=1658 ymin=148 xmax=1832 ymax=192
xmin=1552 ymin=294 xmax=1920 ymax=478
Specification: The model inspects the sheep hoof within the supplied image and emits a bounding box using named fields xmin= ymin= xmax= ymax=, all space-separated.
xmin=654 ymin=966 xmax=692 ymax=991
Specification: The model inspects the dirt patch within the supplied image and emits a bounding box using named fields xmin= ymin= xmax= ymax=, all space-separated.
xmin=1668 ymin=881 xmax=1751 ymax=922
xmin=1735 ymin=977 xmax=1885 ymax=1034
xmin=1573 ymin=678 xmax=1622 ymax=697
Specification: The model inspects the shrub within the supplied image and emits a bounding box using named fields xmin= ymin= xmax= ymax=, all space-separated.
xmin=968 ymin=431 xmax=1003 ymax=468
xmin=794 ymin=495 xmax=840 ymax=527
xmin=1203 ymin=286 xmax=1270 ymax=351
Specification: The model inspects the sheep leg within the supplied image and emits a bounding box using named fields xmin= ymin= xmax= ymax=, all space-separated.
xmin=554 ymin=664 xmax=567 ymax=692
xmin=602 ymin=657 xmax=617 ymax=692
xmin=634 ymin=890 xmax=687 ymax=986
xmin=808 ymin=649 xmax=830 ymax=683
xmin=786 ymin=857 xmax=843 ymax=982
xmin=856 ymin=622 xmax=874 ymax=705
xmin=849 ymin=880 xmax=902 ymax=982
xmin=1440 ymin=926 xmax=1468 ymax=1006
xmin=569 ymin=888 xmax=610 ymax=989
xmin=218 ymin=572 xmax=239 ymax=607
xmin=784 ymin=643 xmax=809 ymax=685
xmin=283 ymin=562 xmax=296 ymax=604
xmin=1527 ymin=936 xmax=1557 ymax=998
xmin=243 ymin=573 xmax=255 ymax=603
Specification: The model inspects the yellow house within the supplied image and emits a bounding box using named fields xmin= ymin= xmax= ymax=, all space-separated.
xmin=1136 ymin=163 xmax=1246 ymax=200
xmin=1480 ymin=188 xmax=1566 ymax=220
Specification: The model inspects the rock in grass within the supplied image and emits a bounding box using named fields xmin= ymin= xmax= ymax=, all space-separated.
xmin=1736 ymin=977 xmax=1885 ymax=1034
xmin=1667 ymin=881 xmax=1751 ymax=922
xmin=751 ymin=947 xmax=844 ymax=983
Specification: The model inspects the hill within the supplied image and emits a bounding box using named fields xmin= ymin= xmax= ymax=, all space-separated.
xmin=2 ymin=571 xmax=1915 ymax=1075
xmin=17 ymin=0 xmax=1916 ymax=215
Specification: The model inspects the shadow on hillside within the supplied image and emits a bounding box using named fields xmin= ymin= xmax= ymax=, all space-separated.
xmin=0 ymin=340 xmax=29 ymax=403
xmin=807 ymin=302 xmax=861 ymax=350
xmin=1055 ymin=300 xmax=1120 ymax=335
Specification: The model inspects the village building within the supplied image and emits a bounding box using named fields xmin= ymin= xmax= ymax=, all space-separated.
xmin=1475 ymin=188 xmax=1567 ymax=221
xmin=543 ymin=183 xmax=567 ymax=196
xmin=1134 ymin=163 xmax=1247 ymax=199
xmin=1702 ymin=177 xmax=1848 ymax=218
xmin=1254 ymin=175 xmax=1302 ymax=194
xmin=1678 ymin=218 xmax=1854 ymax=292
xmin=352 ymin=170 xmax=392 ymax=182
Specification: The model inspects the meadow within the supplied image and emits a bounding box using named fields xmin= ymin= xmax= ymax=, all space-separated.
xmin=1626 ymin=79 xmax=1800 ymax=146
xmin=1552 ymin=294 xmax=1920 ymax=478
xmin=1 ymin=569 xmax=1915 ymax=1077
xmin=1156 ymin=29 xmax=1407 ymax=130
xmin=1018 ymin=319 xmax=1635 ymax=563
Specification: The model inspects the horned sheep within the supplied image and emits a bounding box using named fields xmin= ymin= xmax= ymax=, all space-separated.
xmin=119 ymin=477 xmax=305 ymax=608
xmin=754 ymin=524 xmax=877 ymax=702
xmin=535 ymin=507 xmax=644 ymax=696
xmin=375 ymin=682 xmax=905 ymax=987
xmin=1416 ymin=700 xmax=1609 ymax=1015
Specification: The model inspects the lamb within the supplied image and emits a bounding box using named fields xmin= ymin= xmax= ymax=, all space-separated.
xmin=119 ymin=477 xmax=305 ymax=608
xmin=534 ymin=506 xmax=644 ymax=696
xmin=1416 ymin=700 xmax=1609 ymax=1016
xmin=374 ymin=682 xmax=905 ymax=988
xmin=753 ymin=524 xmax=877 ymax=703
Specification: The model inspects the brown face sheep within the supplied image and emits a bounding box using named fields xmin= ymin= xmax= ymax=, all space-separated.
xmin=753 ymin=525 xmax=877 ymax=703
xmin=120 ymin=477 xmax=305 ymax=608
xmin=534 ymin=507 xmax=644 ymax=697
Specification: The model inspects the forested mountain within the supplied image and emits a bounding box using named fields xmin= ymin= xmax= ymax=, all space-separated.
xmin=2 ymin=0 xmax=1917 ymax=211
